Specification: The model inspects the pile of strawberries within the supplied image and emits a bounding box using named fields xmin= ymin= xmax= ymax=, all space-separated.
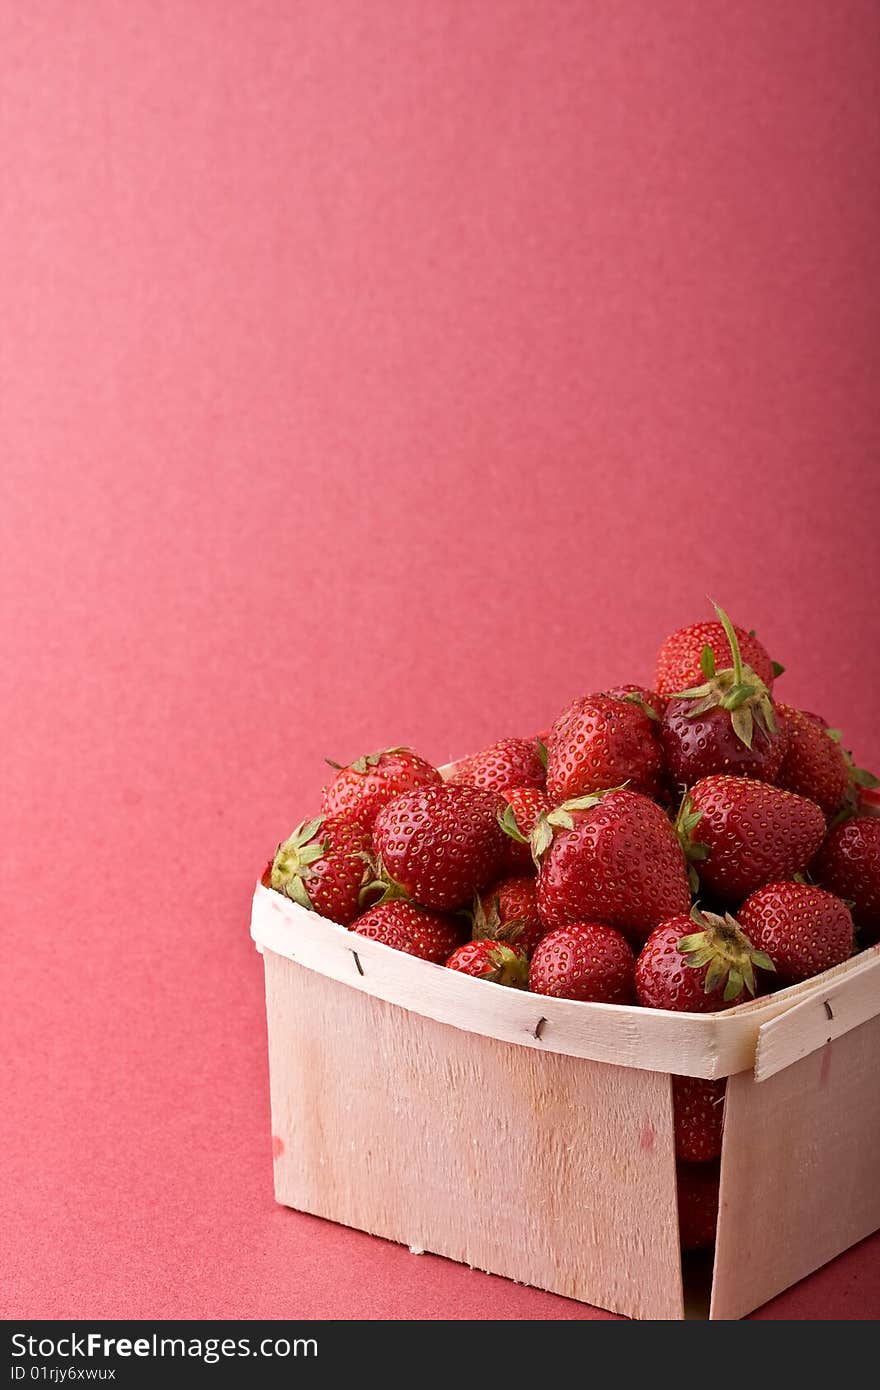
xmin=265 ymin=605 xmax=879 ymax=1251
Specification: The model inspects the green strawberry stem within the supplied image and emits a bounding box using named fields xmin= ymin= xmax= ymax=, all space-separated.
xmin=713 ymin=600 xmax=743 ymax=687
xmin=670 ymin=602 xmax=776 ymax=751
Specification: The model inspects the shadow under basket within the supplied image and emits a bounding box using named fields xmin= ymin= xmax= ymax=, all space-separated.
xmin=251 ymin=880 xmax=880 ymax=1321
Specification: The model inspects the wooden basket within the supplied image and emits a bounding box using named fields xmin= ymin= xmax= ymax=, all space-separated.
xmin=251 ymin=802 xmax=880 ymax=1319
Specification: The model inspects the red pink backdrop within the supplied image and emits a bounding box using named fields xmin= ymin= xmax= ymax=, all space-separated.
xmin=2 ymin=1 xmax=879 ymax=1318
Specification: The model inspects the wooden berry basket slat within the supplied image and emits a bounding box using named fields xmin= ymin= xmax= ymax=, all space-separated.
xmin=251 ymin=768 xmax=880 ymax=1320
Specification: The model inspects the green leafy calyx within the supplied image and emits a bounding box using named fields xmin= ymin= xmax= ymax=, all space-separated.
xmin=358 ymin=853 xmax=411 ymax=909
xmin=498 ymin=802 xmax=529 ymax=844
xmin=529 ymin=786 xmax=629 ymax=865
xmin=271 ymin=816 xmax=329 ymax=910
xmin=482 ymin=943 xmax=530 ymax=988
xmin=610 ymin=690 xmax=660 ymax=722
xmin=674 ymin=793 xmax=710 ymax=893
xmin=471 ymin=894 xmax=525 ymax=944
xmin=345 ymin=746 xmax=411 ymax=776
xmin=678 ymin=906 xmax=776 ymax=1002
xmin=670 ymin=602 xmax=777 ymax=751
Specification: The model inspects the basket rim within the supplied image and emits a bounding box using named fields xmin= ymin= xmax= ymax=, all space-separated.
xmin=251 ymin=881 xmax=879 ymax=1080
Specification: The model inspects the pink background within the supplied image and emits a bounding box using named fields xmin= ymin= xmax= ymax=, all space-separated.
xmin=3 ymin=0 xmax=879 ymax=1320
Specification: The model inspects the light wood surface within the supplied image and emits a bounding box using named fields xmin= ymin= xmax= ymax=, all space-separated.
xmin=710 ymin=1011 xmax=880 ymax=1320
xmin=754 ymin=947 xmax=880 ymax=1081
xmin=252 ymin=884 xmax=878 ymax=1081
xmin=264 ymin=947 xmax=685 ymax=1320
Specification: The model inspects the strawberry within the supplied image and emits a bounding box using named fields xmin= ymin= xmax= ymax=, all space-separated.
xmin=635 ymin=908 xmax=774 ymax=1009
xmin=545 ymin=694 xmax=665 ymax=802
xmin=445 ymin=939 xmax=530 ymax=988
xmin=498 ymin=785 xmax=551 ymax=871
xmin=660 ymin=605 xmax=785 ymax=786
xmin=321 ymin=747 xmax=441 ymax=829
xmin=270 ymin=815 xmax=371 ymax=925
xmin=677 ymin=775 xmax=826 ymax=903
xmin=352 ymin=901 xmax=464 ymax=963
xmin=656 ymin=615 xmax=779 ymax=697
xmin=352 ymin=907 xmax=421 ymax=954
xmin=529 ymin=922 xmax=635 ymax=1003
xmin=533 ymin=788 xmax=691 ymax=942
xmin=474 ymin=876 xmax=546 ymax=955
xmin=448 ymin=737 xmax=546 ymax=793
xmin=813 ymin=817 xmax=880 ymax=944
xmin=371 ymin=784 xmax=507 ymax=911
xmin=677 ymin=1161 xmax=720 ymax=1251
xmin=406 ymin=911 xmax=467 ymax=964
xmin=859 ymin=785 xmax=880 ymax=817
xmin=673 ymin=1076 xmax=725 ymax=1164
xmin=606 ymin=684 xmax=667 ymax=721
xmin=774 ymin=707 xmax=849 ymax=818
xmin=737 ymin=882 xmax=853 ymax=984
xmin=791 ymin=712 xmax=880 ymax=821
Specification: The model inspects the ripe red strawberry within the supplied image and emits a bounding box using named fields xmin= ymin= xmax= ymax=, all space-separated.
xmin=813 ymin=817 xmax=880 ymax=944
xmin=498 ymin=785 xmax=551 ymax=871
xmin=635 ymin=909 xmax=774 ymax=1010
xmin=660 ymin=605 xmax=785 ymax=786
xmin=677 ymin=775 xmax=826 ymax=903
xmin=774 ymin=707 xmax=849 ymax=818
xmin=656 ymin=616 xmax=779 ymax=697
xmin=677 ymin=1161 xmax=720 ymax=1251
xmin=673 ymin=1076 xmax=725 ymax=1164
xmin=529 ymin=923 xmax=635 ymax=1003
xmin=270 ymin=815 xmax=371 ymax=925
xmin=533 ymin=789 xmax=691 ymax=942
xmin=448 ymin=737 xmax=546 ymax=793
xmin=475 ymin=876 xmax=546 ymax=955
xmin=445 ymin=939 xmax=530 ymax=988
xmin=352 ymin=906 xmax=421 ymax=954
xmin=321 ymin=747 xmax=441 ymax=829
xmin=406 ymin=911 xmax=467 ymax=964
xmin=372 ymin=784 xmax=507 ymax=911
xmin=545 ymin=694 xmax=665 ymax=802
xmin=737 ymin=882 xmax=853 ymax=984
xmin=352 ymin=901 xmax=464 ymax=963
xmin=606 ymin=684 xmax=667 ymax=720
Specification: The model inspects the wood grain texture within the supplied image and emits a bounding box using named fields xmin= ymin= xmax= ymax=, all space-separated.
xmin=754 ymin=947 xmax=880 ymax=1081
xmin=252 ymin=885 xmax=877 ymax=1081
xmin=264 ymin=947 xmax=685 ymax=1320
xmin=710 ymin=1012 xmax=880 ymax=1320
